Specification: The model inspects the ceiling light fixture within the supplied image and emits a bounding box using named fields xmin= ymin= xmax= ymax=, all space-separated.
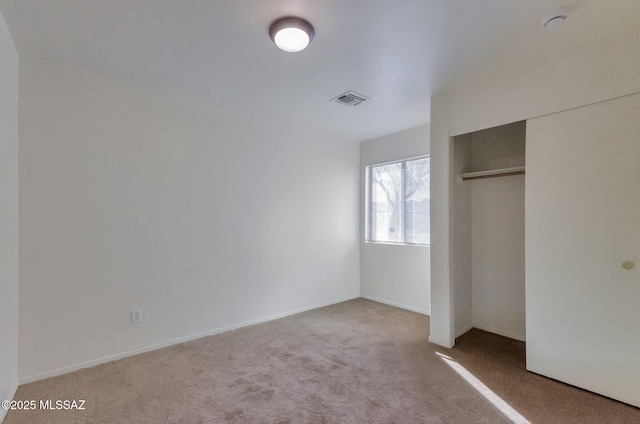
xmin=269 ymin=16 xmax=314 ymax=52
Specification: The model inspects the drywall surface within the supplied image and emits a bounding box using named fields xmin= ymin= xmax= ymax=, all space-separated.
xmin=451 ymin=134 xmax=472 ymax=336
xmin=18 ymin=57 xmax=360 ymax=382
xmin=471 ymin=175 xmax=525 ymax=341
xmin=360 ymin=125 xmax=430 ymax=315
xmin=430 ymin=22 xmax=640 ymax=347
xmin=466 ymin=122 xmax=525 ymax=173
xmin=0 ymin=6 xmax=19 ymax=419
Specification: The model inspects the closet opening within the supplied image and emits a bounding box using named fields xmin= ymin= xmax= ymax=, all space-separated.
xmin=451 ymin=120 xmax=526 ymax=342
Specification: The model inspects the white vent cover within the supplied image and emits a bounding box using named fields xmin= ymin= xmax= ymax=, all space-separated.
xmin=331 ymin=91 xmax=368 ymax=107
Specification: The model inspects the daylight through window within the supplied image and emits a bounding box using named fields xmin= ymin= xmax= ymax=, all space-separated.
xmin=367 ymin=156 xmax=430 ymax=245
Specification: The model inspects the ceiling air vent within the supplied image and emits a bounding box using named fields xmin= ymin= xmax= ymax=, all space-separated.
xmin=331 ymin=91 xmax=368 ymax=107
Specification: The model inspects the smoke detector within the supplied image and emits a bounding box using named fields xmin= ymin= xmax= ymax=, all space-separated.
xmin=331 ymin=91 xmax=369 ymax=107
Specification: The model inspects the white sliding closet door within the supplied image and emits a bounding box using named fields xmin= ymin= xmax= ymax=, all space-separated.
xmin=526 ymin=92 xmax=640 ymax=407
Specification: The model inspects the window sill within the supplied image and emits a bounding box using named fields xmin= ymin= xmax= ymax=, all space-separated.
xmin=364 ymin=240 xmax=430 ymax=248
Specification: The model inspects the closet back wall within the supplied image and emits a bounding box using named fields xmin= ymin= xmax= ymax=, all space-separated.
xmin=469 ymin=124 xmax=525 ymax=341
xmin=471 ymin=175 xmax=525 ymax=340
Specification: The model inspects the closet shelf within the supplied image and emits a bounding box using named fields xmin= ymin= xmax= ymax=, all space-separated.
xmin=459 ymin=166 xmax=525 ymax=181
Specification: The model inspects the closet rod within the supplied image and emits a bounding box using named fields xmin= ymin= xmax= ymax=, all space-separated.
xmin=459 ymin=166 xmax=525 ymax=181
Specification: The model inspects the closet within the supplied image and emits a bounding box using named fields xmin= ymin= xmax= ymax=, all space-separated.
xmin=449 ymin=93 xmax=640 ymax=408
xmin=451 ymin=121 xmax=526 ymax=341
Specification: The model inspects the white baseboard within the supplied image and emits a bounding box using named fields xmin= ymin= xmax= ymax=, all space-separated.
xmin=428 ymin=323 xmax=472 ymax=348
xmin=0 ymin=383 xmax=18 ymax=423
xmin=428 ymin=336 xmax=454 ymax=349
xmin=19 ymin=295 xmax=358 ymax=385
xmin=471 ymin=324 xmax=526 ymax=342
xmin=448 ymin=323 xmax=526 ymax=345
xmin=455 ymin=323 xmax=474 ymax=338
xmin=359 ymin=295 xmax=430 ymax=316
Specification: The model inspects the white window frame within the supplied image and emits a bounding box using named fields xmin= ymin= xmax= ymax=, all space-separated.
xmin=365 ymin=155 xmax=430 ymax=247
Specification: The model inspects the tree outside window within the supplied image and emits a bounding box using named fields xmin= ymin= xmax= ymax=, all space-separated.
xmin=367 ymin=157 xmax=430 ymax=245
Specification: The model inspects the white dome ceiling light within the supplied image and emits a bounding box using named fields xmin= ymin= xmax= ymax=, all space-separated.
xmin=269 ymin=16 xmax=314 ymax=52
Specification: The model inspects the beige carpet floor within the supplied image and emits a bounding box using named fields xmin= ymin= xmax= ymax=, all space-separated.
xmin=5 ymin=298 xmax=640 ymax=423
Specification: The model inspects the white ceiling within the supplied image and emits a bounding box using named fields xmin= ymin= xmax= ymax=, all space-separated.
xmin=1 ymin=0 xmax=640 ymax=142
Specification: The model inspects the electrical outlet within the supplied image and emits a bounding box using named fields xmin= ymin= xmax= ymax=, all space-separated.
xmin=321 ymin=276 xmax=327 ymax=286
xmin=131 ymin=309 xmax=142 ymax=324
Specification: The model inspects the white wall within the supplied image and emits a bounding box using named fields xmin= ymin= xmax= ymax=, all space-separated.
xmin=430 ymin=21 xmax=640 ymax=347
xmin=18 ymin=57 xmax=360 ymax=382
xmin=0 ymin=6 xmax=19 ymax=421
xmin=451 ymin=134 xmax=472 ymax=335
xmin=471 ymin=175 xmax=525 ymax=341
xmin=360 ymin=125 xmax=430 ymax=314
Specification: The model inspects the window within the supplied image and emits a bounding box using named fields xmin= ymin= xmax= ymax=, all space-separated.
xmin=366 ymin=156 xmax=430 ymax=245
